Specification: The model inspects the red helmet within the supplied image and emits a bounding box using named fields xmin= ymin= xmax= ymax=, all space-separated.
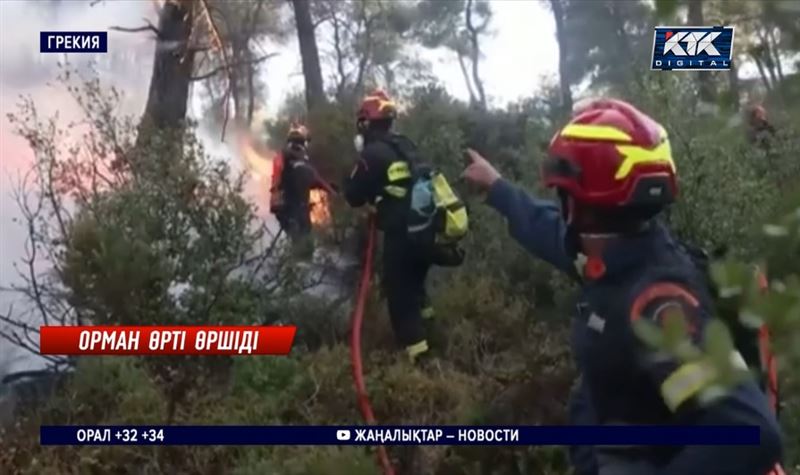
xmin=357 ymin=89 xmax=398 ymax=121
xmin=287 ymin=122 xmax=309 ymax=141
xmin=544 ymin=98 xmax=677 ymax=209
xmin=749 ymin=105 xmax=767 ymax=122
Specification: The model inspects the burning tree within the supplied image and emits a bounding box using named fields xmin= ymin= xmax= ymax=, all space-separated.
xmin=1 ymin=68 xmax=340 ymax=421
xmin=109 ymin=0 xmax=290 ymax=143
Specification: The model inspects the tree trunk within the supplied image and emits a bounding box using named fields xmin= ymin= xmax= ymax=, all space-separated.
xmin=549 ymin=0 xmax=572 ymax=114
xmin=457 ymin=51 xmax=478 ymax=105
xmin=331 ymin=10 xmax=348 ymax=101
xmin=138 ymin=0 xmax=195 ymax=137
xmin=230 ymin=41 xmax=242 ymax=121
xmin=765 ymin=25 xmax=784 ymax=83
xmin=291 ymin=0 xmax=326 ymax=112
xmin=728 ymin=59 xmax=741 ymax=111
xmin=246 ymin=53 xmax=256 ymax=126
xmin=352 ymin=3 xmax=374 ymax=99
xmin=687 ymin=0 xmax=716 ymax=103
xmin=756 ymin=31 xmax=779 ymax=90
xmin=751 ymin=52 xmax=773 ymax=92
xmin=465 ymin=0 xmax=487 ymax=110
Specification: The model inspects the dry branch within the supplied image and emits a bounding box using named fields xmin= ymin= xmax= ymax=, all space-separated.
xmin=189 ymin=52 xmax=278 ymax=82
xmin=109 ymin=19 xmax=162 ymax=39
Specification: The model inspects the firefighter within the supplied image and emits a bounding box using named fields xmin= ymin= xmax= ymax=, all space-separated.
xmin=747 ymin=105 xmax=776 ymax=151
xmin=270 ymin=123 xmax=335 ymax=256
xmin=343 ymin=89 xmax=436 ymax=363
xmin=462 ymin=98 xmax=784 ymax=475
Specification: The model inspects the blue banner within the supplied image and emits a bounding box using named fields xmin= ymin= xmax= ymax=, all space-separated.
xmin=40 ymin=31 xmax=108 ymax=53
xmin=40 ymin=425 xmax=761 ymax=446
xmin=651 ymin=26 xmax=734 ymax=71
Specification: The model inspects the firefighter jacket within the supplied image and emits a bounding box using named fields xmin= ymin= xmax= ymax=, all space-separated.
xmin=486 ymin=177 xmax=784 ymax=475
xmin=344 ymin=130 xmax=419 ymax=234
xmin=271 ymin=145 xmax=328 ymax=230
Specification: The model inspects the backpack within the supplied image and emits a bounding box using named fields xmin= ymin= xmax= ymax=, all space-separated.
xmin=272 ymin=146 xmax=312 ymax=213
xmin=269 ymin=153 xmax=285 ymax=214
xmin=382 ymin=136 xmax=469 ymax=267
xmin=679 ymin=240 xmax=780 ymax=417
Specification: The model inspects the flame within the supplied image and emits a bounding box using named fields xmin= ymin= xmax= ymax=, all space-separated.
xmin=233 ymin=128 xmax=331 ymax=228
xmin=309 ymin=189 xmax=331 ymax=227
xmin=234 ymin=128 xmax=274 ymax=219
xmin=238 ymin=132 xmax=273 ymax=179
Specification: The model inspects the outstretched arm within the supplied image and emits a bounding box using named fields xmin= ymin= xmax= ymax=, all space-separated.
xmin=462 ymin=149 xmax=574 ymax=276
xmin=486 ymin=179 xmax=573 ymax=275
xmin=305 ymin=163 xmax=338 ymax=195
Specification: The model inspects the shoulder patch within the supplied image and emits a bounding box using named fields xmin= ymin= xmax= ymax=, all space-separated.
xmin=630 ymin=283 xmax=701 ymax=334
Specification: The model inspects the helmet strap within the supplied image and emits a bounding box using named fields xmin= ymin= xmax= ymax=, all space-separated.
xmin=560 ymin=190 xmax=658 ymax=235
xmin=368 ymin=118 xmax=392 ymax=133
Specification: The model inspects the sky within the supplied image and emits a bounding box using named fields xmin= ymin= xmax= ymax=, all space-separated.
xmin=0 ymin=0 xmax=558 ymax=373
xmin=262 ymin=0 xmax=558 ymax=111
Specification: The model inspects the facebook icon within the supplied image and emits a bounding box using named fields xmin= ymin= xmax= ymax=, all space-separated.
xmin=651 ymin=26 xmax=734 ymax=71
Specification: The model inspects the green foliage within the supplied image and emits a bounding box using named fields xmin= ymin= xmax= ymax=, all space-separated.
xmin=413 ymin=0 xmax=493 ymax=56
xmin=557 ymin=0 xmax=655 ymax=88
xmin=653 ymin=0 xmax=681 ymax=19
xmin=634 ymin=191 xmax=800 ymax=466
xmin=310 ymin=0 xmax=438 ymax=99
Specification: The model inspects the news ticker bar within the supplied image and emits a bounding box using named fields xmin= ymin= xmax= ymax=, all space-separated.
xmin=40 ymin=425 xmax=761 ymax=446
xmin=39 ymin=326 xmax=296 ymax=356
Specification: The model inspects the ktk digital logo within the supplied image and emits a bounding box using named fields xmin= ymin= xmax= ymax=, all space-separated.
xmin=651 ymin=26 xmax=734 ymax=71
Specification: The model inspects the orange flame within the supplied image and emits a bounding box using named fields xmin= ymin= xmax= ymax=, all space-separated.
xmin=234 ymin=128 xmax=331 ymax=228
xmin=234 ymin=129 xmax=274 ymax=219
xmin=238 ymin=133 xmax=273 ymax=179
xmin=309 ymin=189 xmax=331 ymax=227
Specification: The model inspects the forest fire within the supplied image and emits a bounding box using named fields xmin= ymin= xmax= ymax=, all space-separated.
xmin=234 ymin=129 xmax=272 ymax=218
xmin=309 ymin=189 xmax=331 ymax=227
xmin=237 ymin=132 xmax=272 ymax=179
xmin=234 ymin=128 xmax=331 ymax=228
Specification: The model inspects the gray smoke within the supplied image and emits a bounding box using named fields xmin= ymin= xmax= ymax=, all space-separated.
xmin=0 ymin=0 xmax=157 ymax=376
xmin=0 ymin=1 xmax=345 ymax=379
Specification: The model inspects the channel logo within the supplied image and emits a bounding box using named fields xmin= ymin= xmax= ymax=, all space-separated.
xmin=336 ymin=429 xmax=351 ymax=441
xmin=651 ymin=26 xmax=734 ymax=71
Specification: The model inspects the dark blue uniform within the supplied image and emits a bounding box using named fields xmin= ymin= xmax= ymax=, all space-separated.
xmin=486 ymin=178 xmax=783 ymax=475
xmin=344 ymin=131 xmax=433 ymax=355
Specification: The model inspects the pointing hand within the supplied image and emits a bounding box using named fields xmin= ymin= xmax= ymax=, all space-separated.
xmin=461 ymin=148 xmax=502 ymax=194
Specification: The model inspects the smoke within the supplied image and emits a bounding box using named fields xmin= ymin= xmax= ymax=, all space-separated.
xmin=223 ymin=122 xmax=279 ymax=223
xmin=0 ymin=1 xmax=156 ymax=91
xmin=0 ymin=1 xmax=163 ymax=373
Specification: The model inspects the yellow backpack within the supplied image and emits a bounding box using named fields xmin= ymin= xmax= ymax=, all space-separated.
xmin=407 ymin=165 xmax=469 ymax=266
xmin=380 ymin=135 xmax=469 ymax=266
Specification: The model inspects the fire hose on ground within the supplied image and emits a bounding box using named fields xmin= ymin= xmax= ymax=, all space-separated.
xmin=349 ymin=215 xmax=396 ymax=475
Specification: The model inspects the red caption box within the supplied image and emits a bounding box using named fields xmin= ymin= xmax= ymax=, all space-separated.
xmin=39 ymin=326 xmax=296 ymax=355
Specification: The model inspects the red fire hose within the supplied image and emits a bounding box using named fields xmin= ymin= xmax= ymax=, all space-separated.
xmin=756 ymin=267 xmax=780 ymax=417
xmin=350 ymin=216 xmax=396 ymax=475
